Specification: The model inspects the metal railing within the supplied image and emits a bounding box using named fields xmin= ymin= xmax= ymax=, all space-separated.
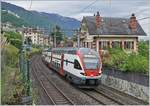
xmin=19 ymin=44 xmax=32 ymax=104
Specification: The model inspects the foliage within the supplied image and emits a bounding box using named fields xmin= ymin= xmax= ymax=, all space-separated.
xmin=4 ymin=31 xmax=22 ymax=49
xmin=5 ymin=44 xmax=19 ymax=67
xmin=4 ymin=31 xmax=22 ymax=41
xmin=120 ymin=54 xmax=148 ymax=74
xmin=107 ymin=48 xmax=128 ymax=69
xmin=50 ymin=25 xmax=63 ymax=45
xmin=72 ymin=35 xmax=77 ymax=42
xmin=1 ymin=44 xmax=24 ymax=104
xmin=1 ymin=66 xmax=24 ymax=104
xmin=138 ymin=41 xmax=149 ymax=58
xmin=10 ymin=39 xmax=22 ymax=49
xmin=30 ymin=47 xmax=41 ymax=57
xmin=32 ymin=47 xmax=40 ymax=53
xmin=2 ymin=11 xmax=29 ymax=27
xmin=103 ymin=43 xmax=149 ymax=74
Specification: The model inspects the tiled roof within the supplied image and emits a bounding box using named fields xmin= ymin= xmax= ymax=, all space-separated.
xmin=83 ymin=16 xmax=146 ymax=36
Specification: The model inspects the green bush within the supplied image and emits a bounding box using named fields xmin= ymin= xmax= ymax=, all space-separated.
xmin=120 ymin=54 xmax=149 ymax=74
xmin=107 ymin=48 xmax=128 ymax=69
xmin=4 ymin=31 xmax=22 ymax=49
xmin=5 ymin=44 xmax=19 ymax=67
xmin=138 ymin=41 xmax=149 ymax=58
xmin=4 ymin=31 xmax=22 ymax=41
xmin=104 ymin=47 xmax=149 ymax=74
xmin=10 ymin=39 xmax=22 ymax=49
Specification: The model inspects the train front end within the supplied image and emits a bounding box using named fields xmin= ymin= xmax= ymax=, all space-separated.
xmin=77 ymin=48 xmax=102 ymax=87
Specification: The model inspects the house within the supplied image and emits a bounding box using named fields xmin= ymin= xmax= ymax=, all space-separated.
xmin=43 ymin=35 xmax=49 ymax=46
xmin=80 ymin=12 xmax=146 ymax=52
xmin=1 ymin=22 xmax=16 ymax=32
xmin=23 ymin=27 xmax=40 ymax=45
xmin=23 ymin=27 xmax=50 ymax=46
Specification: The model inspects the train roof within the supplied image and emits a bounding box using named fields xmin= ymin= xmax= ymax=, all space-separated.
xmin=51 ymin=47 xmax=94 ymax=51
xmin=50 ymin=47 xmax=98 ymax=56
xmin=52 ymin=47 xmax=78 ymax=51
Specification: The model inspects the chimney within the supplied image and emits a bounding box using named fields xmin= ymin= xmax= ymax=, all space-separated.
xmin=95 ymin=11 xmax=101 ymax=28
xmin=129 ymin=13 xmax=137 ymax=31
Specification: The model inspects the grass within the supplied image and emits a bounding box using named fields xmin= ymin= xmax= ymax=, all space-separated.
xmin=1 ymin=66 xmax=24 ymax=104
xmin=4 ymin=44 xmax=19 ymax=67
xmin=32 ymin=47 xmax=40 ymax=53
xmin=1 ymin=44 xmax=25 ymax=104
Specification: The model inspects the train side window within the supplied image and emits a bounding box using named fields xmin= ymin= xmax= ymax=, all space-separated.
xmin=74 ymin=59 xmax=82 ymax=70
xmin=66 ymin=59 xmax=68 ymax=66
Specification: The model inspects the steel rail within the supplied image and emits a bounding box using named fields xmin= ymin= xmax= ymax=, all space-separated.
xmin=31 ymin=66 xmax=56 ymax=105
xmin=32 ymin=56 xmax=74 ymax=105
xmin=80 ymin=89 xmax=106 ymax=105
xmin=36 ymin=58 xmax=74 ymax=105
xmin=94 ymin=89 xmax=123 ymax=105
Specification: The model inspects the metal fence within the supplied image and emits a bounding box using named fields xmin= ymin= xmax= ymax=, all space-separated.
xmin=19 ymin=51 xmax=31 ymax=96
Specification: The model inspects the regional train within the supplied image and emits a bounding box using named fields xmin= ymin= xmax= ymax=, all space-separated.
xmin=42 ymin=47 xmax=102 ymax=87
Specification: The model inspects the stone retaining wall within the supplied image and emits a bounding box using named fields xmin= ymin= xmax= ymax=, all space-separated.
xmin=100 ymin=68 xmax=149 ymax=102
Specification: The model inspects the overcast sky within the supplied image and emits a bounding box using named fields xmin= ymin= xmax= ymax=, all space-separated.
xmin=3 ymin=0 xmax=150 ymax=39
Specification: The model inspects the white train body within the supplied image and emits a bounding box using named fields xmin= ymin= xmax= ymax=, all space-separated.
xmin=42 ymin=47 xmax=102 ymax=86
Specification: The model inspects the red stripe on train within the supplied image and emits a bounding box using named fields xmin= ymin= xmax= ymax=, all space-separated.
xmin=59 ymin=54 xmax=64 ymax=76
xmin=76 ymin=50 xmax=85 ymax=69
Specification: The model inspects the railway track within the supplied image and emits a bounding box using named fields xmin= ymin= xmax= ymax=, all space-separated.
xmin=96 ymin=85 xmax=149 ymax=105
xmin=31 ymin=57 xmax=74 ymax=105
xmin=80 ymin=89 xmax=122 ymax=105
xmin=80 ymin=83 xmax=148 ymax=105
xmin=31 ymin=55 xmax=149 ymax=105
xmin=38 ymin=56 xmax=120 ymax=105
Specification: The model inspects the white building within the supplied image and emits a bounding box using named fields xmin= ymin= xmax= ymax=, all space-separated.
xmin=23 ymin=27 xmax=50 ymax=46
xmin=23 ymin=28 xmax=41 ymax=45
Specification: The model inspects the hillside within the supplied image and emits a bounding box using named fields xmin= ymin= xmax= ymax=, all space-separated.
xmin=1 ymin=2 xmax=80 ymax=36
xmin=1 ymin=10 xmax=30 ymax=27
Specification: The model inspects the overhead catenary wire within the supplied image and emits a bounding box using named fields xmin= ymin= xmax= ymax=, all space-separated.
xmin=138 ymin=17 xmax=150 ymax=21
xmin=122 ymin=8 xmax=150 ymax=18
xmin=78 ymin=0 xmax=99 ymax=13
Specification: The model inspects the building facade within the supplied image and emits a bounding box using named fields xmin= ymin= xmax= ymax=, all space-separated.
xmin=80 ymin=12 xmax=146 ymax=52
xmin=23 ymin=27 xmax=49 ymax=46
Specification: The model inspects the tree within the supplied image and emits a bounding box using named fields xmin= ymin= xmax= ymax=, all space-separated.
xmin=4 ymin=31 xmax=22 ymax=41
xmin=50 ymin=25 xmax=63 ymax=46
xmin=4 ymin=31 xmax=22 ymax=49
xmin=138 ymin=41 xmax=149 ymax=58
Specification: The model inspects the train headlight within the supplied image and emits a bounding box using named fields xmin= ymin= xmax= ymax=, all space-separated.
xmin=80 ymin=72 xmax=85 ymax=76
xmin=98 ymin=73 xmax=101 ymax=76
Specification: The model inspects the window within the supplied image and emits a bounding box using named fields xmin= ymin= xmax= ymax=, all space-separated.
xmin=68 ymin=50 xmax=76 ymax=54
xmin=83 ymin=42 xmax=85 ymax=47
xmin=66 ymin=59 xmax=68 ymax=66
xmin=84 ymin=57 xmax=100 ymax=70
xmin=87 ymin=42 xmax=89 ymax=48
xmin=124 ymin=41 xmax=134 ymax=49
xmin=91 ymin=42 xmax=93 ymax=49
xmin=99 ymin=41 xmax=109 ymax=49
xmin=74 ymin=59 xmax=82 ymax=70
xmin=112 ymin=41 xmax=121 ymax=48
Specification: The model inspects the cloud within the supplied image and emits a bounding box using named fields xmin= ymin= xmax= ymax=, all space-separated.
xmin=70 ymin=12 xmax=94 ymax=20
xmin=3 ymin=0 xmax=150 ymax=36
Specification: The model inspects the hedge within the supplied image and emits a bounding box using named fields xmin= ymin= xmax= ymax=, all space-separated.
xmin=103 ymin=47 xmax=149 ymax=74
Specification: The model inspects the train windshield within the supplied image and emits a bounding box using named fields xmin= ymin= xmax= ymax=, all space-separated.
xmin=79 ymin=48 xmax=100 ymax=70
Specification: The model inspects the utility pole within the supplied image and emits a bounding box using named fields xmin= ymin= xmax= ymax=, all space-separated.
xmin=53 ymin=26 xmax=57 ymax=48
xmin=77 ymin=29 xmax=80 ymax=48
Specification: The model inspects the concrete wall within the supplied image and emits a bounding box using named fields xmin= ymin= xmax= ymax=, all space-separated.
xmin=100 ymin=68 xmax=149 ymax=102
